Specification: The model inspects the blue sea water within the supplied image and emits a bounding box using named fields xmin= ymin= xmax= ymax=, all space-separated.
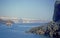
xmin=0 ymin=23 xmax=50 ymax=38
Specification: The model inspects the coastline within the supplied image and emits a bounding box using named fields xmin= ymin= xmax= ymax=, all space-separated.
xmin=28 ymin=21 xmax=60 ymax=38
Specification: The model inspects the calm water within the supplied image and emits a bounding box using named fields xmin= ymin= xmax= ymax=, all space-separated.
xmin=0 ymin=23 xmax=50 ymax=38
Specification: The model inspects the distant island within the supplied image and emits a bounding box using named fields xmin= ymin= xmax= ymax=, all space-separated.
xmin=0 ymin=16 xmax=49 ymax=25
xmin=0 ymin=19 xmax=14 ymax=25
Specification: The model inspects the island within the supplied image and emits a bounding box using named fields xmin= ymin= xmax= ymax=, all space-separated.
xmin=0 ymin=19 xmax=14 ymax=26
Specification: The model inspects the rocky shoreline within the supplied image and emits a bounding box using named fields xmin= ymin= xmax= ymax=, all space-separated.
xmin=28 ymin=21 xmax=60 ymax=38
xmin=28 ymin=0 xmax=60 ymax=38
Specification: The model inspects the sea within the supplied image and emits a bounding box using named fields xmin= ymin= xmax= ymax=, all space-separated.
xmin=0 ymin=23 xmax=50 ymax=38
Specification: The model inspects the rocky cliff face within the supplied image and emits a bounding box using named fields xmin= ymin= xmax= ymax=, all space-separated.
xmin=53 ymin=1 xmax=60 ymax=22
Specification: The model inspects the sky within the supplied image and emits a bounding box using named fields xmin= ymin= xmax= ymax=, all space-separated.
xmin=0 ymin=0 xmax=56 ymax=21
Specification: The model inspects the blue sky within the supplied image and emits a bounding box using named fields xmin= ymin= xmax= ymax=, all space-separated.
xmin=0 ymin=0 xmax=55 ymax=20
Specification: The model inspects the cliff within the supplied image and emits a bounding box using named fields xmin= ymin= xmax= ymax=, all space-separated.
xmin=28 ymin=0 xmax=60 ymax=38
xmin=53 ymin=0 xmax=60 ymax=22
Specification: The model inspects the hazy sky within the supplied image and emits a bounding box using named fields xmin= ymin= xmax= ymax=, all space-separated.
xmin=0 ymin=0 xmax=55 ymax=20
